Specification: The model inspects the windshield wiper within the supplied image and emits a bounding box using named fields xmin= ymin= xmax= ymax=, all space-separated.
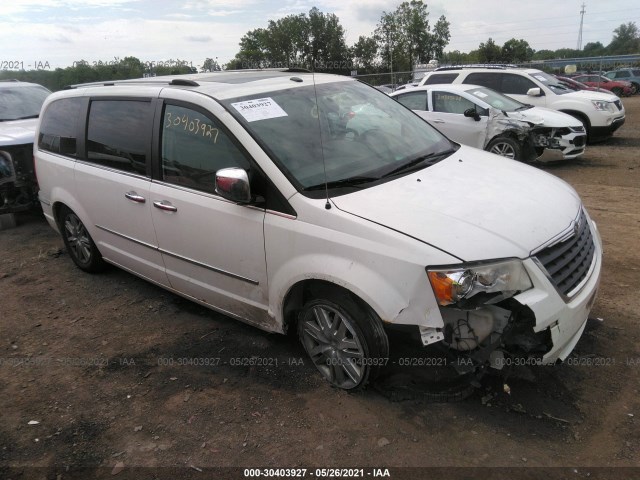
xmin=304 ymin=176 xmax=380 ymax=191
xmin=381 ymin=149 xmax=456 ymax=178
xmin=515 ymin=104 xmax=534 ymax=111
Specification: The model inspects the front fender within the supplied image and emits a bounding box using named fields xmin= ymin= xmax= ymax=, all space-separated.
xmin=265 ymin=224 xmax=446 ymax=331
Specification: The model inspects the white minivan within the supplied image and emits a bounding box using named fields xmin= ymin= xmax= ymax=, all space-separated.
xmin=35 ymin=70 xmax=602 ymax=390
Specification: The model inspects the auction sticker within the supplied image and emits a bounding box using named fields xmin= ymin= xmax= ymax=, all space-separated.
xmin=231 ymin=97 xmax=288 ymax=122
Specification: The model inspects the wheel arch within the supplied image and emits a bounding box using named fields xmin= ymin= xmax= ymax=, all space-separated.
xmin=558 ymin=110 xmax=591 ymax=130
xmin=282 ymin=279 xmax=382 ymax=335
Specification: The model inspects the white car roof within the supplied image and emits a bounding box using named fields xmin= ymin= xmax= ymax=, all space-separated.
xmin=64 ymin=70 xmax=353 ymax=101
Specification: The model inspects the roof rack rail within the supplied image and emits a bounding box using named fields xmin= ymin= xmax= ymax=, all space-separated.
xmin=169 ymin=79 xmax=199 ymax=86
xmin=435 ymin=64 xmax=521 ymax=71
xmin=0 ymin=79 xmax=20 ymax=82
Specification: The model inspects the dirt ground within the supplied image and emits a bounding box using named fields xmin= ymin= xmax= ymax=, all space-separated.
xmin=1 ymin=98 xmax=639 ymax=480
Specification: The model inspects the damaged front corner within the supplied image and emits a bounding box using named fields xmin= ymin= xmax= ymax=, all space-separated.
xmin=482 ymin=107 xmax=535 ymax=149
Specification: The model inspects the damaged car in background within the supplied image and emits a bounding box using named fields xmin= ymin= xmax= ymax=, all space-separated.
xmin=391 ymin=84 xmax=586 ymax=161
xmin=35 ymin=71 xmax=601 ymax=391
xmin=0 ymin=80 xmax=51 ymax=214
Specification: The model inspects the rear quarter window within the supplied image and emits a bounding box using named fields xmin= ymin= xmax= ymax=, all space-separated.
xmin=38 ymin=98 xmax=84 ymax=157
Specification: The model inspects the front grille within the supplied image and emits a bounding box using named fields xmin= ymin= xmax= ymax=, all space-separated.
xmin=534 ymin=209 xmax=595 ymax=297
xmin=614 ymin=100 xmax=622 ymax=111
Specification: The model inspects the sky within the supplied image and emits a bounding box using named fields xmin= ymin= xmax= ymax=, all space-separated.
xmin=1 ymin=0 xmax=639 ymax=71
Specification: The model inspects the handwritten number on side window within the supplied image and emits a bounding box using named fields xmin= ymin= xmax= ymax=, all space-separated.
xmin=165 ymin=112 xmax=219 ymax=143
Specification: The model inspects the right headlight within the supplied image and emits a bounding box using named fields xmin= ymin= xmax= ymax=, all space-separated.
xmin=427 ymin=259 xmax=533 ymax=307
xmin=591 ymin=100 xmax=615 ymax=113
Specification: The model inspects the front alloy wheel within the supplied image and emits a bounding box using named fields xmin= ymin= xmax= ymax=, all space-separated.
xmin=298 ymin=295 xmax=388 ymax=390
xmin=487 ymin=137 xmax=521 ymax=160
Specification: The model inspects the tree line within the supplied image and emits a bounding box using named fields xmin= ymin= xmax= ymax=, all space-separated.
xmin=0 ymin=56 xmax=197 ymax=92
xmin=443 ymin=22 xmax=640 ymax=65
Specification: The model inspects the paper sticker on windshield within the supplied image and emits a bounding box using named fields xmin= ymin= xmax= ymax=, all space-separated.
xmin=231 ymin=97 xmax=288 ymax=122
xmin=472 ymin=91 xmax=488 ymax=98
xmin=534 ymin=75 xmax=547 ymax=82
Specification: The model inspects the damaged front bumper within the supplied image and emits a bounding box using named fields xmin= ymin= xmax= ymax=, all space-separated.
xmin=421 ymin=210 xmax=602 ymax=372
xmin=0 ymin=144 xmax=38 ymax=214
xmin=533 ymin=126 xmax=587 ymax=161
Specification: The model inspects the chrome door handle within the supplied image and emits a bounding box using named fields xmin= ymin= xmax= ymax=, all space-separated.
xmin=153 ymin=200 xmax=177 ymax=212
xmin=124 ymin=191 xmax=146 ymax=203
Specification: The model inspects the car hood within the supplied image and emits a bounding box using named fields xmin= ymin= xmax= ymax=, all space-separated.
xmin=0 ymin=118 xmax=38 ymax=146
xmin=507 ymin=106 xmax=583 ymax=128
xmin=331 ymin=146 xmax=581 ymax=262
xmin=564 ymin=89 xmax=619 ymax=101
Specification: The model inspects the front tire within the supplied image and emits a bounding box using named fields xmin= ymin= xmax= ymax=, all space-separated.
xmin=486 ymin=136 xmax=521 ymax=160
xmin=298 ymin=292 xmax=388 ymax=390
xmin=58 ymin=206 xmax=106 ymax=273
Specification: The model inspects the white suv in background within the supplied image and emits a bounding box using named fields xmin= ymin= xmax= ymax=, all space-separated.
xmin=420 ymin=66 xmax=625 ymax=142
xmin=35 ymin=71 xmax=602 ymax=390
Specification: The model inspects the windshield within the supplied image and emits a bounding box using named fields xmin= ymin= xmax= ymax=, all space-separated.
xmin=223 ymin=79 xmax=453 ymax=194
xmin=0 ymin=84 xmax=51 ymax=121
xmin=467 ymin=87 xmax=526 ymax=111
xmin=527 ymin=72 xmax=572 ymax=95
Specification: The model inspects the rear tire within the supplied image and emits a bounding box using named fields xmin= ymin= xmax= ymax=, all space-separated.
xmin=58 ymin=206 xmax=106 ymax=273
xmin=486 ymin=137 xmax=521 ymax=160
xmin=298 ymin=291 xmax=389 ymax=390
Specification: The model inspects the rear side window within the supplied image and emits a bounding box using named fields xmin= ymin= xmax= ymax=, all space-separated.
xmin=160 ymin=104 xmax=250 ymax=194
xmin=424 ymin=73 xmax=459 ymax=85
xmin=38 ymin=98 xmax=84 ymax=157
xmin=463 ymin=73 xmax=500 ymax=90
xmin=632 ymin=70 xmax=640 ymax=77
xmin=501 ymin=74 xmax=537 ymax=95
xmin=615 ymin=71 xmax=630 ymax=78
xmin=86 ymin=100 xmax=151 ymax=175
xmin=395 ymin=91 xmax=428 ymax=110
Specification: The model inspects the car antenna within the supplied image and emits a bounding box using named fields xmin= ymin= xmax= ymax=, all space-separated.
xmin=310 ymin=60 xmax=331 ymax=210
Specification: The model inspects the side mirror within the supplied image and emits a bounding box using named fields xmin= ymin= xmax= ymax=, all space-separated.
xmin=215 ymin=167 xmax=251 ymax=204
xmin=526 ymin=87 xmax=543 ymax=97
xmin=463 ymin=108 xmax=481 ymax=121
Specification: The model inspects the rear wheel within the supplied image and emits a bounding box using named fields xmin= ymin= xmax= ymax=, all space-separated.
xmin=486 ymin=137 xmax=521 ymax=160
xmin=298 ymin=292 xmax=388 ymax=390
xmin=58 ymin=206 xmax=106 ymax=273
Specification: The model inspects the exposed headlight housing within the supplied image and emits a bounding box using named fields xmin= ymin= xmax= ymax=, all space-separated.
xmin=427 ymin=259 xmax=533 ymax=307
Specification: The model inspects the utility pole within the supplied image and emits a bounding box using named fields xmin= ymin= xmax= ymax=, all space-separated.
xmin=577 ymin=3 xmax=586 ymax=50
